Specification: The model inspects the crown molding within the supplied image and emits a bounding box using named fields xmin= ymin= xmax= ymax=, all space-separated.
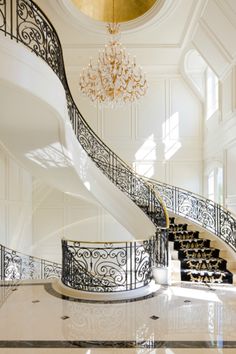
xmin=62 ymin=42 xmax=180 ymax=49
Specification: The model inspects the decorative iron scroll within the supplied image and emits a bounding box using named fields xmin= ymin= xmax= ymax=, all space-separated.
xmin=0 ymin=0 xmax=5 ymax=32
xmin=62 ymin=230 xmax=167 ymax=293
xmin=148 ymin=180 xmax=236 ymax=252
xmin=0 ymin=0 xmax=168 ymax=230
xmin=0 ymin=244 xmax=61 ymax=281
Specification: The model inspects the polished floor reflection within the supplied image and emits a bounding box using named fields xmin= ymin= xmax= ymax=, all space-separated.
xmin=0 ymin=281 xmax=236 ymax=353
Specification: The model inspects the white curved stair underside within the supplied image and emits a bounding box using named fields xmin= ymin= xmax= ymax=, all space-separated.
xmin=0 ymin=35 xmax=156 ymax=241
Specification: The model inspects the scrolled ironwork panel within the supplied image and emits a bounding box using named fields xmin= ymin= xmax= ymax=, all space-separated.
xmin=176 ymin=191 xmax=216 ymax=231
xmin=61 ymin=239 xmax=155 ymax=292
xmin=151 ymin=182 xmax=175 ymax=211
xmin=135 ymin=241 xmax=152 ymax=287
xmin=17 ymin=0 xmax=61 ymax=75
xmin=1 ymin=245 xmax=61 ymax=282
xmin=218 ymin=208 xmax=236 ymax=251
xmin=42 ymin=260 xmax=62 ymax=279
xmin=0 ymin=0 xmax=6 ymax=32
xmin=19 ymin=254 xmax=41 ymax=279
xmin=4 ymin=249 xmax=22 ymax=280
xmin=148 ymin=178 xmax=236 ymax=254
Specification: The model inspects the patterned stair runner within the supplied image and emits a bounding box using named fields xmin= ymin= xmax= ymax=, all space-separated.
xmin=169 ymin=217 xmax=233 ymax=284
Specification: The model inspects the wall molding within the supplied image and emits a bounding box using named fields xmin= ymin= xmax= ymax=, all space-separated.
xmin=199 ymin=18 xmax=233 ymax=62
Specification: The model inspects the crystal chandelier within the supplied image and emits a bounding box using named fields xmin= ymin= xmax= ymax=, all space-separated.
xmin=79 ymin=22 xmax=148 ymax=106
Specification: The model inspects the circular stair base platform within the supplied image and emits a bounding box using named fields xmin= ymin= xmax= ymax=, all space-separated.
xmin=52 ymin=279 xmax=160 ymax=302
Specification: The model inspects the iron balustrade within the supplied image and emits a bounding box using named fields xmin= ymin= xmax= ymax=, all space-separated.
xmin=0 ymin=244 xmax=61 ymax=281
xmin=0 ymin=243 xmax=61 ymax=307
xmin=0 ymin=0 xmax=168 ymax=234
xmin=61 ymin=230 xmax=168 ymax=293
xmin=147 ymin=179 xmax=236 ymax=253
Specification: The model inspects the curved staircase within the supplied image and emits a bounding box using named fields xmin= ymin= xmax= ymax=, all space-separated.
xmin=0 ymin=0 xmax=236 ymax=290
xmin=169 ymin=216 xmax=235 ymax=284
xmin=0 ymin=0 xmax=168 ymax=241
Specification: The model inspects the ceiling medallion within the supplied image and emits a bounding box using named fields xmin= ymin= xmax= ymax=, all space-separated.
xmin=72 ymin=0 xmax=157 ymax=23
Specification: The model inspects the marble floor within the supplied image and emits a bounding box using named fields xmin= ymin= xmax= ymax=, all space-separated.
xmin=0 ymin=280 xmax=236 ymax=353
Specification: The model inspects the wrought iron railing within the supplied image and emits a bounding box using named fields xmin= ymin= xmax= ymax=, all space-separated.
xmin=0 ymin=243 xmax=61 ymax=307
xmin=147 ymin=179 xmax=236 ymax=253
xmin=0 ymin=0 xmax=168 ymax=231
xmin=61 ymin=229 xmax=168 ymax=292
xmin=0 ymin=244 xmax=61 ymax=281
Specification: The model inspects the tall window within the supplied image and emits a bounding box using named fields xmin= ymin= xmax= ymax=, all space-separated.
xmin=207 ymin=167 xmax=223 ymax=204
xmin=206 ymin=67 xmax=219 ymax=120
xmin=208 ymin=170 xmax=215 ymax=201
xmin=216 ymin=167 xmax=223 ymax=205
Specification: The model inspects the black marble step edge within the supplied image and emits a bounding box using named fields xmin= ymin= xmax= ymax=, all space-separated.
xmin=0 ymin=340 xmax=235 ymax=348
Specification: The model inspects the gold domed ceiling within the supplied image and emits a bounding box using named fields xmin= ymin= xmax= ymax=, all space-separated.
xmin=71 ymin=0 xmax=157 ymax=23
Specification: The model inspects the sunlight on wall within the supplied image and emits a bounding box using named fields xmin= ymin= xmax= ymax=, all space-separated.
xmin=162 ymin=112 xmax=181 ymax=160
xmin=84 ymin=181 xmax=91 ymax=191
xmin=25 ymin=142 xmax=73 ymax=169
xmin=134 ymin=134 xmax=156 ymax=178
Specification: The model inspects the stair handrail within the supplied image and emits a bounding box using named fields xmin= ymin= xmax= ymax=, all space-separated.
xmin=145 ymin=177 xmax=236 ymax=253
xmin=0 ymin=0 xmax=168 ymax=230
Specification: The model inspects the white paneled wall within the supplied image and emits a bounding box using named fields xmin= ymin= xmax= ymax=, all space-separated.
xmin=225 ymin=144 xmax=236 ymax=213
xmin=191 ymin=0 xmax=236 ymax=204
xmin=68 ymin=72 xmax=203 ymax=193
xmin=0 ymin=143 xmax=32 ymax=252
xmin=32 ymin=180 xmax=132 ymax=263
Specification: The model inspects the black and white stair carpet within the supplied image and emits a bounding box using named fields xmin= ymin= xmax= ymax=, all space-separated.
xmin=169 ymin=217 xmax=233 ymax=284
